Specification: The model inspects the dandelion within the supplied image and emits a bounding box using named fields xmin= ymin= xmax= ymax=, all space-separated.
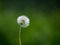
xmin=17 ymin=15 xmax=30 ymax=45
xmin=17 ymin=15 xmax=30 ymax=28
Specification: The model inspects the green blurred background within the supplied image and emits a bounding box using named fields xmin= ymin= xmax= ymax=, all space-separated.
xmin=0 ymin=0 xmax=60 ymax=45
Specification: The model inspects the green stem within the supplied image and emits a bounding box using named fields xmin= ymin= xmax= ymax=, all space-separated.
xmin=19 ymin=27 xmax=22 ymax=45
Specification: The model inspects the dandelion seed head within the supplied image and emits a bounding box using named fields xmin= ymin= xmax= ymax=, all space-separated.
xmin=17 ymin=15 xmax=30 ymax=28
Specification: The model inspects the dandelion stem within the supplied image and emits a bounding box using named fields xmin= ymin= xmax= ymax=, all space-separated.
xmin=19 ymin=27 xmax=22 ymax=45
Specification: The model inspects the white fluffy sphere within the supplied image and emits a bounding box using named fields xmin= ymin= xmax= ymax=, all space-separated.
xmin=17 ymin=15 xmax=30 ymax=28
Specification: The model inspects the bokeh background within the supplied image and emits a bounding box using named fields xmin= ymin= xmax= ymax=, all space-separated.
xmin=0 ymin=0 xmax=60 ymax=45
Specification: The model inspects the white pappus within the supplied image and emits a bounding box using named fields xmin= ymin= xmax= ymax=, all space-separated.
xmin=17 ymin=15 xmax=30 ymax=28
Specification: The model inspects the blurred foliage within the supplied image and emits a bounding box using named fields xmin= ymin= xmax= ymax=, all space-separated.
xmin=0 ymin=0 xmax=60 ymax=45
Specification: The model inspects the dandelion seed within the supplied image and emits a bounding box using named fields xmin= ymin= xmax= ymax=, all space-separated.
xmin=17 ymin=15 xmax=30 ymax=28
